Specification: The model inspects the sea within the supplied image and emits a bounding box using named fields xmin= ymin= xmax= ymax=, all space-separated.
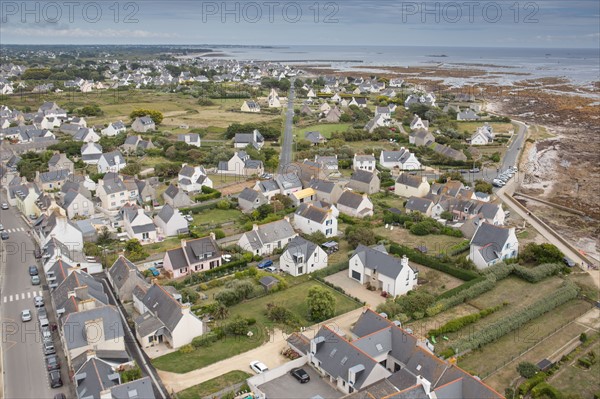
xmin=206 ymin=45 xmax=600 ymax=88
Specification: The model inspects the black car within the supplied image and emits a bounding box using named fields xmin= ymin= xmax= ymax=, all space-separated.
xmin=29 ymin=265 xmax=38 ymax=276
xmin=290 ymin=367 xmax=310 ymax=383
xmin=45 ymin=354 xmax=60 ymax=371
xmin=1 ymin=232 xmax=8 ymax=240
xmin=49 ymin=370 xmax=63 ymax=388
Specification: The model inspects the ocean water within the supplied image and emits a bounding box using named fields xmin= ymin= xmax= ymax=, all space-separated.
xmin=211 ymin=45 xmax=600 ymax=86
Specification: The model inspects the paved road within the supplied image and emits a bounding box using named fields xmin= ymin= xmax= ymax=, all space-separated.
xmin=278 ymin=81 xmax=296 ymax=174
xmin=0 ymin=196 xmax=70 ymax=399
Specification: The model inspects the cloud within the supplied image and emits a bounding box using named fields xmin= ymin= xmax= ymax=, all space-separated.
xmin=0 ymin=27 xmax=180 ymax=38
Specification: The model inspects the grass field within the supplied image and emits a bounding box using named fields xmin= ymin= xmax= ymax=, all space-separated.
xmin=373 ymin=226 xmax=465 ymax=256
xmin=152 ymin=328 xmax=269 ymax=373
xmin=456 ymin=121 xmax=514 ymax=135
xmin=228 ymin=281 xmax=362 ymax=329
xmin=550 ymin=338 xmax=600 ymax=398
xmin=458 ymin=299 xmax=592 ymax=379
xmin=295 ymin=123 xmax=351 ymax=139
xmin=177 ymin=370 xmax=251 ymax=399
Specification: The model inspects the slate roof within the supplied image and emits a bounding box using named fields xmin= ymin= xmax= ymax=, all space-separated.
xmin=381 ymin=149 xmax=412 ymax=164
xmin=352 ymin=309 xmax=396 ymax=338
xmin=100 ymin=151 xmax=126 ymax=166
xmin=62 ymin=189 xmax=82 ymax=208
xmin=134 ymin=312 xmax=165 ymax=337
xmin=38 ymin=169 xmax=70 ymax=183
xmin=259 ymin=275 xmax=279 ymax=288
xmin=353 ymin=244 xmax=416 ymax=279
xmin=337 ymin=191 xmax=365 ymax=209
xmin=139 ymin=284 xmax=185 ymax=333
xmin=155 ymin=203 xmax=176 ymax=223
xmin=242 ymin=219 xmax=296 ymax=250
xmin=471 ymin=222 xmax=513 ymax=262
xmin=295 ymin=203 xmax=329 ymax=223
xmin=110 ymin=376 xmax=155 ymax=399
xmin=238 ymin=187 xmax=260 ymax=202
xmin=405 ymin=197 xmax=434 ymax=213
xmin=284 ymin=236 xmax=320 ymax=263
xmin=396 ymin=173 xmax=424 ymax=188
xmin=52 ymin=270 xmax=109 ymax=316
xmin=309 ymin=178 xmax=336 ymax=194
xmin=75 ymin=357 xmax=120 ymax=399
xmin=163 ymin=184 xmax=179 ymax=199
xmin=275 ymin=173 xmax=302 ymax=191
xmin=108 ymin=255 xmax=143 ymax=290
xmin=304 ymin=131 xmax=324 ymax=144
xmin=256 ymin=179 xmax=280 ymax=193
xmin=351 ymin=169 xmax=376 ymax=184
xmin=165 ymin=235 xmax=220 ymax=270
xmin=62 ymin=306 xmax=123 ymax=350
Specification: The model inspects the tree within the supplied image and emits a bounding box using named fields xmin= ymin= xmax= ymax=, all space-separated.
xmin=216 ymin=200 xmax=230 ymax=210
xmin=130 ymin=109 xmax=163 ymax=124
xmin=120 ymin=365 xmax=142 ymax=383
xmin=440 ymin=211 xmax=453 ymax=221
xmin=520 ymin=243 xmax=564 ymax=265
xmin=306 ymin=286 xmax=336 ymax=322
xmin=96 ymin=227 xmax=112 ymax=246
xmin=516 ymin=361 xmax=539 ymax=378
xmin=213 ymin=303 xmax=229 ymax=320
xmin=345 ymin=225 xmax=376 ymax=248
xmin=305 ymin=231 xmax=327 ymax=245
xmin=124 ymin=239 xmax=148 ymax=262
xmin=474 ymin=180 xmax=493 ymax=194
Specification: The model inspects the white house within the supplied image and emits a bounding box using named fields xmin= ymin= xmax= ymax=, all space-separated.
xmin=134 ymin=283 xmax=205 ymax=349
xmin=73 ymin=127 xmax=101 ymax=143
xmin=293 ymin=203 xmax=338 ymax=238
xmin=178 ymin=164 xmax=213 ymax=192
xmin=237 ymin=218 xmax=298 ymax=256
xmin=394 ymin=173 xmax=431 ymax=198
xmin=337 ymin=191 xmax=374 ymax=218
xmin=33 ymin=209 xmax=84 ymax=251
xmin=349 ymin=244 xmax=418 ymax=297
xmin=353 ymin=154 xmax=376 ymax=172
xmin=154 ymin=204 xmax=189 ymax=237
xmin=218 ymin=151 xmax=263 ymax=177
xmin=379 ymin=148 xmax=421 ymax=170
xmin=81 ymin=142 xmax=103 ymax=165
xmin=177 ymin=133 xmax=201 ymax=147
xmin=267 ymin=88 xmax=281 ymax=108
xmin=97 ymin=151 xmax=126 ymax=173
xmin=96 ymin=173 xmax=136 ymax=211
xmin=234 ymin=129 xmax=264 ymax=150
xmin=409 ymin=114 xmax=429 ymax=131
xmin=241 ymin=100 xmax=261 ymax=113
xmin=279 ymin=236 xmax=328 ymax=277
xmin=237 ymin=188 xmax=267 ymax=214
xmin=131 ymin=116 xmax=155 ymax=133
xmin=469 ymin=222 xmax=518 ymax=269
xmin=62 ymin=189 xmax=95 ymax=219
xmin=101 ymin=121 xmax=126 ymax=136
xmin=120 ymin=204 xmax=157 ymax=244
xmin=470 ymin=124 xmax=495 ymax=145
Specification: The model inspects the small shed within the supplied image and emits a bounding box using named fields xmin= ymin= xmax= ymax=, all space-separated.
xmin=322 ymin=241 xmax=339 ymax=254
xmin=537 ymin=358 xmax=554 ymax=372
xmin=259 ymin=276 xmax=279 ymax=291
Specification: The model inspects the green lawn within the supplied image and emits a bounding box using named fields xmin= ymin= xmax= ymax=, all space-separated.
xmin=177 ymin=370 xmax=251 ymax=399
xmin=192 ymin=208 xmax=243 ymax=226
xmin=152 ymin=329 xmax=268 ymax=373
xmin=228 ymin=281 xmax=361 ymax=328
xmin=295 ymin=123 xmax=351 ymax=139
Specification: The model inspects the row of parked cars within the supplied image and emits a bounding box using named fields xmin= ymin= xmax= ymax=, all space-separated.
xmin=22 ymin=265 xmax=64 ymax=390
xmin=493 ymin=166 xmax=518 ymax=187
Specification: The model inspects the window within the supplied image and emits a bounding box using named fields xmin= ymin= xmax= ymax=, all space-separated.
xmin=297 ymin=267 xmax=303 ymax=274
xmin=73 ymin=203 xmax=78 ymax=210
xmin=83 ymin=201 xmax=88 ymax=208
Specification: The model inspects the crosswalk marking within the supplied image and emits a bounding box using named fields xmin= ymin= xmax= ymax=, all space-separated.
xmin=21 ymin=293 xmax=25 ymax=300
xmin=27 ymin=292 xmax=31 ymax=299
xmin=3 ymin=228 xmax=25 ymax=233
xmin=2 ymin=291 xmax=42 ymax=303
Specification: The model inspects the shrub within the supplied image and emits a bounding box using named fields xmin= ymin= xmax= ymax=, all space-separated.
xmin=513 ymin=263 xmax=563 ymax=283
xmin=428 ymin=305 xmax=502 ymax=336
xmin=439 ymin=348 xmax=455 ymax=359
xmin=216 ymin=199 xmax=230 ymax=210
xmin=448 ymin=240 xmax=471 ymax=256
xmin=518 ymin=372 xmax=547 ymax=395
xmin=517 ymin=361 xmax=540 ymax=378
xmin=427 ymin=277 xmax=496 ymax=316
xmin=178 ymin=344 xmax=194 ymax=354
xmin=531 ymin=382 xmax=562 ymax=399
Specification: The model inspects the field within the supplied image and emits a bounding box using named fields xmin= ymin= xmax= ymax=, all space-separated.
xmin=228 ymin=281 xmax=362 ymax=329
xmin=456 ymin=121 xmax=515 ymax=135
xmin=550 ymin=338 xmax=600 ymax=398
xmin=177 ymin=370 xmax=251 ymax=399
xmin=295 ymin=123 xmax=351 ymax=139
xmin=373 ymin=226 xmax=465 ymax=256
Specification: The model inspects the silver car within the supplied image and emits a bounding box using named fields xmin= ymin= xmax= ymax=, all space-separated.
xmin=34 ymin=296 xmax=44 ymax=307
xmin=21 ymin=309 xmax=32 ymax=322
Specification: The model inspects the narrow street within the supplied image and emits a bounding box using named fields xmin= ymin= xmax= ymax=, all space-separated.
xmin=278 ymin=80 xmax=296 ymax=174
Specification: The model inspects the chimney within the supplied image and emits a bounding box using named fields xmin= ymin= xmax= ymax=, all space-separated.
xmin=35 ymin=171 xmax=40 ymax=181
xmin=74 ymin=285 xmax=89 ymax=300
xmin=209 ymin=232 xmax=216 ymax=241
xmin=284 ymin=215 xmax=290 ymax=222
xmin=416 ymin=375 xmax=431 ymax=395
xmin=401 ymin=255 xmax=409 ymax=268
xmin=252 ymin=224 xmax=259 ymax=231
xmin=85 ymin=349 xmax=97 ymax=362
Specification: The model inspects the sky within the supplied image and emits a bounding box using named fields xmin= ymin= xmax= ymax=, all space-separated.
xmin=0 ymin=0 xmax=599 ymax=48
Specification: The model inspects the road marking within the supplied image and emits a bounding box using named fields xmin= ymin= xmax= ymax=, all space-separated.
xmin=26 ymin=292 xmax=31 ymax=299
xmin=21 ymin=293 xmax=25 ymax=300
xmin=9 ymin=295 xmax=13 ymax=302
xmin=2 ymin=296 xmax=6 ymax=303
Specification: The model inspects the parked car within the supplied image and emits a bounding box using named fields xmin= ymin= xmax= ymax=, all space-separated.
xmin=21 ymin=309 xmax=32 ymax=322
xmin=31 ymin=275 xmax=41 ymax=285
xmin=1 ymin=203 xmax=8 ymax=210
xmin=250 ymin=360 xmax=269 ymax=374
xmin=221 ymin=254 xmax=232 ymax=263
xmin=37 ymin=307 xmax=47 ymax=321
xmin=147 ymin=267 xmax=160 ymax=277
xmin=153 ymin=261 xmax=164 ymax=268
xmin=184 ymin=214 xmax=194 ymax=222
xmin=257 ymin=259 xmax=273 ymax=269
xmin=469 ymin=168 xmax=480 ymax=173
xmin=29 ymin=265 xmax=38 ymax=276
xmin=49 ymin=370 xmax=63 ymax=388
xmin=563 ymin=257 xmax=576 ymax=267
xmin=43 ymin=340 xmax=56 ymax=356
xmin=45 ymin=354 xmax=60 ymax=371
xmin=1 ymin=232 xmax=8 ymax=240
xmin=34 ymin=248 xmax=42 ymax=259
xmin=265 ymin=266 xmax=277 ymax=273
xmin=290 ymin=367 xmax=310 ymax=383
xmin=34 ymin=295 xmax=44 ymax=307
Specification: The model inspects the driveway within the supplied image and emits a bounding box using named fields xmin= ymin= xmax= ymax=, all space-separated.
xmin=159 ymin=308 xmax=366 ymax=393
xmin=325 ymin=271 xmax=387 ymax=307
xmin=259 ymin=366 xmax=342 ymax=399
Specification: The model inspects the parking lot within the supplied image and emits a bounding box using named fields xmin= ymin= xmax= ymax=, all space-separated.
xmin=258 ymin=367 xmax=343 ymax=399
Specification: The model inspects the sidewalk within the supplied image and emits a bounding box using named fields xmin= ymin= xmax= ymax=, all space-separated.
xmin=158 ymin=307 xmax=365 ymax=393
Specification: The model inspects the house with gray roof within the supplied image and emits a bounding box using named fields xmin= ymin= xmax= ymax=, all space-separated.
xmin=96 ymin=173 xmax=134 ymax=211
xmin=274 ymin=173 xmax=303 ymax=196
xmin=304 ymin=131 xmax=326 ymax=145
xmin=348 ymin=169 xmax=381 ymax=194
xmin=293 ymin=203 xmax=338 ymax=238
xmin=234 ymin=129 xmax=264 ymax=150
xmin=131 ymin=116 xmax=155 ymax=133
xmin=62 ymin=189 xmax=95 ymax=219
xmin=457 ymin=108 xmax=481 ymax=121
xmin=162 ymin=184 xmax=193 ymax=208
xmin=380 ymin=148 xmax=421 ymax=171
xmin=177 ymin=133 xmax=201 ymax=147
xmin=409 ymin=129 xmax=435 ymax=147
xmin=432 ymin=143 xmax=467 ymax=162
xmin=279 ymin=236 xmax=328 ymax=277
xmin=119 ymin=203 xmax=157 ymax=244
xmin=51 ymin=269 xmax=109 ymax=319
xmin=394 ymin=173 xmax=430 ymax=198
xmin=337 ymin=190 xmax=374 ymax=218
xmin=349 ymin=244 xmax=418 ymax=297
xmin=121 ymin=135 xmax=155 ymax=154
xmin=81 ymin=142 xmax=103 ymax=165
xmin=154 ymin=203 xmax=189 ymax=237
xmin=73 ymin=127 xmax=101 ymax=143
xmin=35 ymin=169 xmax=71 ymax=191
xmin=133 ymin=283 xmax=205 ymax=349
xmin=238 ymin=187 xmax=267 ymax=214
xmin=253 ymin=179 xmax=281 ymax=201
xmin=237 ymin=218 xmax=298 ymax=256
xmin=107 ymin=255 xmax=149 ymax=302
xmin=163 ymin=234 xmax=221 ymax=279
xmin=314 ymin=155 xmax=340 ymax=177
xmin=48 ymin=152 xmax=74 ymax=174
xmin=109 ymin=376 xmax=155 ymax=399
xmin=353 ymin=153 xmax=376 ymax=172
xmin=101 ymin=120 xmax=126 ymax=137
xmin=74 ymin=357 xmax=121 ymax=399
xmin=61 ymin=306 xmax=125 ymax=367
xmin=404 ymin=196 xmax=434 ymax=217
xmin=177 ymin=164 xmax=212 ymax=192
xmin=308 ymin=178 xmax=343 ymax=204
xmin=241 ymin=100 xmax=261 ymax=113
xmin=469 ymin=222 xmax=518 ymax=269
xmin=98 ymin=151 xmax=127 ymax=173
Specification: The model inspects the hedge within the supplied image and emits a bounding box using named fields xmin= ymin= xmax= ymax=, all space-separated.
xmin=436 ymin=276 xmax=488 ymax=300
xmin=426 ymin=276 xmax=497 ymax=316
xmin=312 ymin=261 xmax=349 ymax=279
xmin=428 ymin=304 xmax=503 ymax=337
xmin=448 ymin=240 xmax=471 ymax=256
xmin=453 ymin=281 xmax=579 ymax=354
xmin=180 ymin=202 xmax=218 ymax=214
xmin=518 ymin=373 xmax=548 ymax=395
xmin=530 ymin=382 xmax=562 ymax=399
xmin=480 ymin=261 xmax=515 ymax=281
xmin=389 ymin=243 xmax=479 ymax=281
xmin=181 ymin=259 xmax=249 ymax=286
xmin=513 ymin=263 xmax=564 ymax=283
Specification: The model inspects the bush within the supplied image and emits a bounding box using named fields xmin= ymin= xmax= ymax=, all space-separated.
xmin=448 ymin=240 xmax=471 ymax=256
xmin=427 ymin=277 xmax=496 ymax=316
xmin=531 ymin=382 xmax=562 ymax=399
xmin=439 ymin=348 xmax=455 ymax=359
xmin=178 ymin=344 xmax=194 ymax=354
xmin=517 ymin=361 xmax=540 ymax=378
xmin=216 ymin=199 xmax=230 ymax=210
xmin=428 ymin=305 xmax=502 ymax=337
xmin=513 ymin=263 xmax=564 ymax=283
xmin=518 ymin=372 xmax=547 ymax=395
xmin=436 ymin=276 xmax=488 ymax=300
xmin=520 ymin=243 xmax=564 ymax=265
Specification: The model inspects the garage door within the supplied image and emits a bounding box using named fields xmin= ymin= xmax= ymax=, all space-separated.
xmin=351 ymin=270 xmax=361 ymax=281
